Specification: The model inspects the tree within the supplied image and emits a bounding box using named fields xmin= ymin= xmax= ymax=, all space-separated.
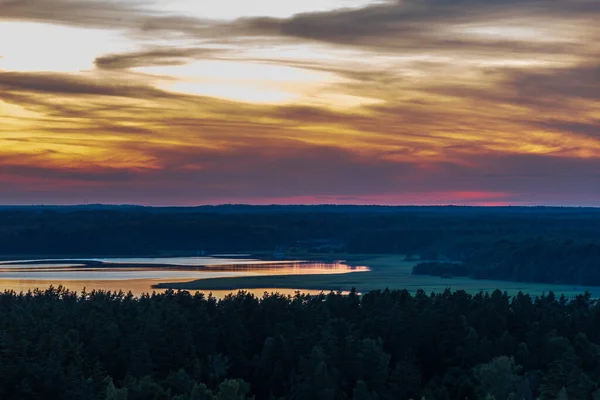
xmin=293 ymin=347 xmax=337 ymax=400
xmin=353 ymin=380 xmax=378 ymax=400
xmin=474 ymin=356 xmax=523 ymax=400
xmin=105 ymin=378 xmax=128 ymax=400
xmin=125 ymin=376 xmax=170 ymax=400
xmin=556 ymin=387 xmax=568 ymax=400
xmin=217 ymin=379 xmax=252 ymax=400
xmin=539 ymin=352 xmax=593 ymax=400
xmin=191 ymin=383 xmax=216 ymax=400
xmin=163 ymin=369 xmax=196 ymax=396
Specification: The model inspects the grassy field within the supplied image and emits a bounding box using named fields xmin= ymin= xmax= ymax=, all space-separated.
xmin=154 ymin=254 xmax=600 ymax=298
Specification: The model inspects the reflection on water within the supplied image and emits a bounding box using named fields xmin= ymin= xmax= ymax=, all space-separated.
xmin=0 ymin=256 xmax=369 ymax=297
xmin=0 ymin=257 xmax=305 ymax=267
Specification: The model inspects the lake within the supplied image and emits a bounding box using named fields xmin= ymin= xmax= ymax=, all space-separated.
xmin=0 ymin=256 xmax=369 ymax=297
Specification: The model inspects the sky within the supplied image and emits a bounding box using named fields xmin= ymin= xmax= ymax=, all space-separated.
xmin=0 ymin=0 xmax=599 ymax=206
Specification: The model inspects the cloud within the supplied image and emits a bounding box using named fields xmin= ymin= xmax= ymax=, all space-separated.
xmin=94 ymin=48 xmax=226 ymax=70
xmin=3 ymin=140 xmax=600 ymax=205
xmin=411 ymin=61 xmax=600 ymax=146
xmin=0 ymin=0 xmax=151 ymax=28
xmin=228 ymin=0 xmax=600 ymax=54
xmin=506 ymin=63 xmax=600 ymax=103
xmin=0 ymin=70 xmax=169 ymax=98
xmin=2 ymin=0 xmax=600 ymax=205
xmin=4 ymin=0 xmax=598 ymax=57
xmin=530 ymin=120 xmax=600 ymax=140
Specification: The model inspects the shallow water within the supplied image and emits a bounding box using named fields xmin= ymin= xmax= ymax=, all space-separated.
xmin=0 ymin=256 xmax=368 ymax=297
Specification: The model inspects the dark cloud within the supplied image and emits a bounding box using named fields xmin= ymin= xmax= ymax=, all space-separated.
xmin=434 ymin=63 xmax=600 ymax=141
xmin=0 ymin=70 xmax=253 ymax=122
xmin=271 ymin=105 xmax=372 ymax=127
xmin=138 ymin=15 xmax=227 ymax=36
xmin=0 ymin=0 xmax=233 ymax=44
xmin=3 ymin=0 xmax=598 ymax=57
xmin=230 ymin=0 xmax=600 ymax=54
xmin=94 ymin=47 xmax=226 ymax=70
xmin=0 ymin=0 xmax=151 ymax=28
xmin=529 ymin=120 xmax=600 ymax=139
xmin=506 ymin=64 xmax=600 ymax=103
xmin=0 ymin=71 xmax=169 ymax=99
xmin=4 ymin=0 xmax=597 ymax=58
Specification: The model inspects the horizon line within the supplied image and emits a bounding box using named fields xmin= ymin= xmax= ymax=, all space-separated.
xmin=0 ymin=204 xmax=599 ymax=209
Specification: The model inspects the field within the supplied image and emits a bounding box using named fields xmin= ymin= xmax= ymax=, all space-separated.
xmin=155 ymin=254 xmax=600 ymax=298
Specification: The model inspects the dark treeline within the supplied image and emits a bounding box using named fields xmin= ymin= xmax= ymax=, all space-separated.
xmin=2 ymin=287 xmax=600 ymax=399
xmin=412 ymin=239 xmax=600 ymax=286
xmin=2 ymin=206 xmax=600 ymax=257
xmin=463 ymin=239 xmax=600 ymax=285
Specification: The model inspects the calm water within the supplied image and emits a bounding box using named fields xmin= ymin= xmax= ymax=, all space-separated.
xmin=0 ymin=256 xmax=369 ymax=297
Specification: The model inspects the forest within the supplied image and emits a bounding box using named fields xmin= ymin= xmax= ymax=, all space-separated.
xmin=412 ymin=239 xmax=600 ymax=286
xmin=1 ymin=287 xmax=599 ymax=399
xmin=2 ymin=205 xmax=600 ymax=257
xmin=3 ymin=205 xmax=600 ymax=287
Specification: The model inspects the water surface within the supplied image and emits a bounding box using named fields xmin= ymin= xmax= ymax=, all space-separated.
xmin=0 ymin=256 xmax=368 ymax=297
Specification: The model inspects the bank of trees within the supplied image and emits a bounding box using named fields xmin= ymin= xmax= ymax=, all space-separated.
xmin=413 ymin=239 xmax=600 ymax=286
xmin=463 ymin=239 xmax=600 ymax=285
xmin=1 ymin=287 xmax=600 ymax=399
xmin=2 ymin=206 xmax=600 ymax=257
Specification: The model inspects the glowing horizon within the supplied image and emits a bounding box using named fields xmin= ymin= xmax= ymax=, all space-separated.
xmin=1 ymin=0 xmax=599 ymax=206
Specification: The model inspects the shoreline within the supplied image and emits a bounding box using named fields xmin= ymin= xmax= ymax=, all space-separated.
xmin=153 ymin=255 xmax=600 ymax=299
xmin=151 ymin=271 xmax=370 ymax=292
xmin=152 ymin=255 xmax=410 ymax=292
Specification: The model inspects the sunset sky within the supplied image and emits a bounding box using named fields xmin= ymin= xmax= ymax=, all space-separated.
xmin=1 ymin=0 xmax=599 ymax=206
